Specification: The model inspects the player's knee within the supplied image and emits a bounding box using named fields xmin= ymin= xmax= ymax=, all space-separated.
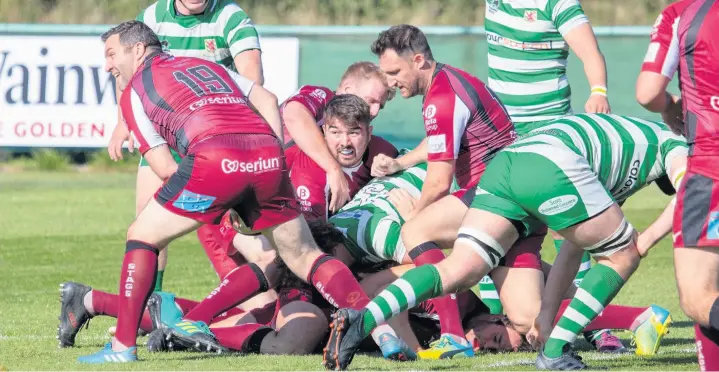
xmin=505 ymin=301 xmax=539 ymax=334
xmin=456 ymin=227 xmax=506 ymax=271
xmin=586 ymin=218 xmax=638 ymax=268
xmin=678 ymin=285 xmax=712 ymax=323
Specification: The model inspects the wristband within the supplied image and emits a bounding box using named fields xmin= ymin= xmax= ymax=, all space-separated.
xmin=590 ymin=85 xmax=607 ymax=97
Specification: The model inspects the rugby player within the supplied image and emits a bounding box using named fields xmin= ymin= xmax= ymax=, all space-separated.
xmin=635 ymin=0 xmax=690 ymax=134
xmin=323 ymin=113 xmax=687 ymax=370
xmin=672 ymin=2 xmax=719 ymax=370
xmin=483 ymin=0 xmax=612 ymax=324
xmin=105 ymin=0 xmax=265 ymax=294
xmin=316 ymin=149 xmax=671 ymax=360
xmin=76 ymin=21 xmax=377 ymax=364
xmin=636 ymin=2 xmax=719 ymax=369
xmin=367 ymin=24 xmax=516 ymax=359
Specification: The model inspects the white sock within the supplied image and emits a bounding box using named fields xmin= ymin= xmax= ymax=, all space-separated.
xmin=83 ymin=291 xmax=95 ymax=316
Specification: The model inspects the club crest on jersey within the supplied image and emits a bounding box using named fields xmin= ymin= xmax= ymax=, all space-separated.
xmin=296 ymin=185 xmax=311 ymax=200
xmin=487 ymin=0 xmax=500 ymax=13
xmin=524 ymin=10 xmax=537 ymax=22
xmin=160 ymin=40 xmax=171 ymax=52
xmin=310 ymin=89 xmax=327 ymax=100
xmin=204 ymin=39 xmax=217 ymax=58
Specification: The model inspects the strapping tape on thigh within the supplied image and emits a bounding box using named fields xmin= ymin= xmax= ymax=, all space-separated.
xmin=456 ymin=227 xmax=506 ymax=269
xmin=586 ymin=218 xmax=635 ymax=257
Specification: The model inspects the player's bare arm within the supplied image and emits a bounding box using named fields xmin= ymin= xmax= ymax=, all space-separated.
xmin=406 ymin=159 xmax=453 ymax=220
xmin=564 ymin=23 xmax=610 ymax=113
xmin=637 ymin=155 xmax=686 ymax=256
xmin=140 ymin=144 xmax=178 ymax=181
xmin=636 ymin=72 xmax=674 ymax=112
xmin=234 ymin=49 xmax=264 ymax=86
xmin=246 ymin=85 xmax=283 ymax=143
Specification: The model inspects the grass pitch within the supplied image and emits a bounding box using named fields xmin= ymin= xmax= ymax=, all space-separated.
xmin=0 ymin=172 xmax=699 ymax=370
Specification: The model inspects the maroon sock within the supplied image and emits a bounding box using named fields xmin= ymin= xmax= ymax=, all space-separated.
xmin=212 ymin=323 xmax=273 ymax=352
xmin=115 ymin=240 xmax=158 ymax=347
xmin=197 ymin=224 xmax=240 ymax=279
xmin=409 ymin=242 xmax=465 ymax=338
xmin=91 ymin=289 xmax=118 ymax=316
xmin=175 ymin=297 xmax=200 ymax=314
xmin=553 ymin=300 xmax=648 ymax=331
xmin=91 ymin=290 xmax=155 ymax=332
xmin=307 ymin=254 xmax=370 ymax=309
xmin=696 ymin=324 xmax=719 ymax=371
xmin=183 ymin=263 xmax=269 ymax=324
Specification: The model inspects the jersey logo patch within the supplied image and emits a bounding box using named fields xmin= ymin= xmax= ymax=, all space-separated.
xmin=538 ymin=195 xmax=578 ymax=216
xmin=204 ymin=39 xmax=217 ymax=58
xmin=708 ymin=212 xmax=719 ymax=240
xmin=524 ymin=10 xmax=537 ymax=22
xmin=424 ymin=104 xmax=437 ymax=119
xmin=487 ymin=0 xmax=499 ymax=13
xmin=427 ymin=134 xmax=447 ymax=154
xmin=172 ymin=190 xmax=217 ymax=213
xmin=297 ymin=185 xmax=311 ymax=200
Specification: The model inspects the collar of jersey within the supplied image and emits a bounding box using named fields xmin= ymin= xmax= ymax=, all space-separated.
xmin=166 ymin=0 xmax=216 ymax=26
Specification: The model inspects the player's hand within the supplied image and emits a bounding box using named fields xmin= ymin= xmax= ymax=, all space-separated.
xmin=387 ymin=188 xmax=417 ymax=220
xmin=661 ymin=95 xmax=684 ymax=135
xmin=327 ymin=168 xmax=351 ymax=213
xmin=108 ymin=124 xmax=133 ymax=161
xmin=585 ymin=94 xmax=611 ymax=114
xmin=636 ymin=231 xmax=655 ymax=258
xmin=372 ymin=153 xmax=402 ymax=177
xmin=527 ymin=313 xmax=553 ymax=350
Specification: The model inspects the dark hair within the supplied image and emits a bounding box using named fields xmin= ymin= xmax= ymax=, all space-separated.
xmin=324 ymin=94 xmax=371 ymax=130
xmin=370 ymin=24 xmax=434 ymax=60
xmin=101 ymin=20 xmax=162 ymax=51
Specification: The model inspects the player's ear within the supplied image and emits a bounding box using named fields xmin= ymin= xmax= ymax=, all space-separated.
xmin=412 ymin=53 xmax=424 ymax=68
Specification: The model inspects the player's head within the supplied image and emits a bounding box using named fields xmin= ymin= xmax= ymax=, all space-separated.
xmin=101 ymin=20 xmax=162 ymax=91
xmin=323 ymin=94 xmax=373 ymax=168
xmin=337 ymin=61 xmax=394 ymax=120
xmin=176 ymin=0 xmax=210 ymax=15
xmin=371 ymin=24 xmax=434 ymax=99
xmin=464 ymin=313 xmax=528 ymax=352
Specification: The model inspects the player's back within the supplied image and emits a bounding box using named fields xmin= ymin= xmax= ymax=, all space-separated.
xmin=677 ymin=0 xmax=719 ymax=157
xmin=515 ymin=114 xmax=687 ymax=200
xmin=127 ymin=53 xmax=272 ymax=155
xmin=425 ymin=63 xmax=515 ymax=188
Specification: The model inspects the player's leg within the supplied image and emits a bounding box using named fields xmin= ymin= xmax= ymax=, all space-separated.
xmin=673 ymin=168 xmax=719 ymax=371
xmin=136 ymin=158 xmax=173 ymax=292
xmin=490 ymin=230 xmax=545 ymax=334
xmin=399 ymin=194 xmax=473 ymax=358
xmin=321 ymin=151 xmax=529 ymax=370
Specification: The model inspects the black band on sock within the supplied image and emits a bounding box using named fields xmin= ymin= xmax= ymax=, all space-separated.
xmin=245 ymin=326 xmax=274 ymax=353
xmin=248 ymin=263 xmax=270 ymax=293
xmin=307 ymin=254 xmax=333 ymax=282
xmin=125 ymin=240 xmax=159 ymax=255
xmin=408 ymin=241 xmax=440 ymax=260
xmin=709 ymin=296 xmax=719 ymax=331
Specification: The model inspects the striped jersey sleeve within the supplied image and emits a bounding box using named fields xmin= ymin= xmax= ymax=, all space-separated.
xmin=550 ymin=0 xmax=589 ymax=36
xmin=215 ymin=0 xmax=261 ymax=58
xmin=120 ymin=87 xmax=166 ymax=154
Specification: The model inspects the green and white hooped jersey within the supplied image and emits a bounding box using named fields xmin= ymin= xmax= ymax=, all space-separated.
xmin=329 ymin=153 xmax=459 ymax=265
xmin=485 ymin=0 xmax=589 ymax=124
xmin=136 ymin=0 xmax=260 ymax=70
xmin=512 ymin=114 xmax=687 ymax=201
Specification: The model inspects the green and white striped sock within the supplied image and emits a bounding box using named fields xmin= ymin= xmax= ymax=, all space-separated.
xmin=554 ymin=239 xmax=591 ymax=286
xmin=543 ymin=264 xmax=625 ymax=358
xmin=361 ymin=264 xmax=443 ymax=337
xmin=477 ymin=275 xmax=503 ymax=314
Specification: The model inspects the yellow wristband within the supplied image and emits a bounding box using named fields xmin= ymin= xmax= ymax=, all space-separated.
xmin=591 ymin=85 xmax=607 ymax=97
